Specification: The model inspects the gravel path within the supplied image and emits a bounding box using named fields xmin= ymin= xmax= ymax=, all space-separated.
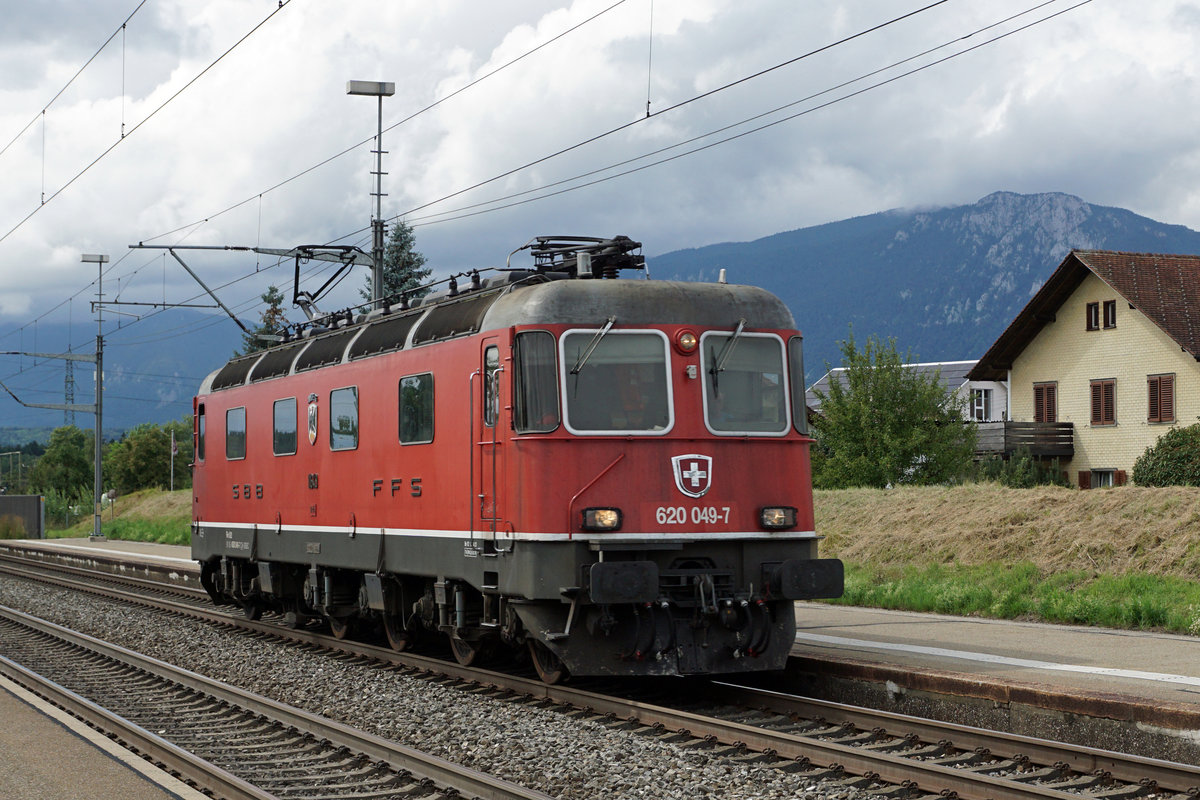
xmin=0 ymin=578 xmax=865 ymax=800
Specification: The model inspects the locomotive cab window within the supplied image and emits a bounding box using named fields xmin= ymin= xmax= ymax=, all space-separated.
xmin=399 ymin=374 xmax=434 ymax=444
xmin=560 ymin=329 xmax=671 ymax=435
xmin=483 ymin=345 xmax=501 ymax=428
xmin=196 ymin=404 xmax=206 ymax=461
xmin=701 ymin=332 xmax=789 ymax=435
xmin=225 ymin=406 xmax=246 ymax=460
xmin=273 ymin=397 xmax=297 ymax=456
xmin=514 ymin=330 xmax=559 ymax=433
xmin=788 ymin=336 xmax=807 ymax=435
xmin=329 ymin=386 xmax=359 ymax=450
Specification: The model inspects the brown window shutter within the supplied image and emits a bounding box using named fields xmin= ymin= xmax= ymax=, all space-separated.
xmin=1078 ymin=471 xmax=1092 ymax=490
xmin=1047 ymin=384 xmax=1056 ymax=423
xmin=1162 ymin=375 xmax=1175 ymax=422
xmin=1148 ymin=376 xmax=1161 ymax=422
xmin=1115 ymin=470 xmax=1127 ymax=486
xmin=1103 ymin=380 xmax=1115 ymax=424
xmin=1091 ymin=382 xmax=1102 ymax=424
xmin=1034 ymin=385 xmax=1045 ymax=423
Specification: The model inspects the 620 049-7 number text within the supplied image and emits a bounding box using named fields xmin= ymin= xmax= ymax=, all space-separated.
xmin=655 ymin=505 xmax=731 ymax=525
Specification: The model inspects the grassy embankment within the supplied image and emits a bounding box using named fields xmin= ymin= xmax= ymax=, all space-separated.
xmin=22 ymin=483 xmax=1200 ymax=635
xmin=818 ymin=483 xmax=1200 ymax=635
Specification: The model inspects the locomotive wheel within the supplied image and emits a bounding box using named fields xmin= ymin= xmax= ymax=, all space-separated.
xmin=328 ymin=616 xmax=352 ymax=640
xmin=449 ymin=635 xmax=479 ymax=666
xmin=282 ymin=610 xmax=301 ymax=629
xmin=527 ymin=640 xmax=566 ymax=685
xmin=242 ymin=602 xmax=263 ymax=621
xmin=382 ymin=614 xmax=410 ymax=652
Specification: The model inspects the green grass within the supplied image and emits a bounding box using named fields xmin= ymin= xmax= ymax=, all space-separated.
xmin=831 ymin=561 xmax=1200 ymax=635
xmin=47 ymin=516 xmax=189 ymax=545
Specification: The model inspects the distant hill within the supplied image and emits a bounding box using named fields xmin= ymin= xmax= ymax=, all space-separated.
xmin=0 ymin=309 xmax=242 ymax=442
xmin=8 ymin=191 xmax=1200 ymax=444
xmin=648 ymin=191 xmax=1200 ymax=383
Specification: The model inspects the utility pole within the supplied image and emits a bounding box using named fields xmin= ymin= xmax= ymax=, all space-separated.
xmin=83 ymin=253 xmax=109 ymax=541
xmin=347 ymin=80 xmax=394 ymax=307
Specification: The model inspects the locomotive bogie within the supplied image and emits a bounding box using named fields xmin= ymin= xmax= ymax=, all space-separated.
xmin=192 ymin=244 xmax=843 ymax=680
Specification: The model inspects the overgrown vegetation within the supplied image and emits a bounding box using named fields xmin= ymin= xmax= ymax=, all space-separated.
xmin=46 ymin=487 xmax=189 ymax=544
xmin=1132 ymin=423 xmax=1200 ymax=486
xmin=810 ymin=330 xmax=975 ymax=489
xmin=0 ymin=514 xmax=27 ymax=539
xmin=974 ymin=447 xmax=1070 ymax=488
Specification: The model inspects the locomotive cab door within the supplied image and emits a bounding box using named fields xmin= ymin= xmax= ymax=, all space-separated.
xmin=474 ymin=338 xmax=509 ymax=552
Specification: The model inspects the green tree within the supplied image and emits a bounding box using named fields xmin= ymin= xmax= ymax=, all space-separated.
xmin=239 ymin=284 xmax=287 ymax=356
xmin=105 ymin=418 xmax=194 ymax=493
xmin=1132 ymin=423 xmax=1200 ymax=486
xmin=27 ymin=425 xmax=94 ymax=498
xmin=811 ymin=330 xmax=976 ymax=489
xmin=360 ymin=219 xmax=431 ymax=306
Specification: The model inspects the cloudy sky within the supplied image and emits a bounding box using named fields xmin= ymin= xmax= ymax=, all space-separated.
xmin=0 ymin=0 xmax=1197 ymax=356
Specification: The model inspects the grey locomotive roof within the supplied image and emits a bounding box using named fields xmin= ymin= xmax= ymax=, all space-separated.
xmin=199 ymin=278 xmax=794 ymax=395
xmin=480 ymin=278 xmax=795 ymax=330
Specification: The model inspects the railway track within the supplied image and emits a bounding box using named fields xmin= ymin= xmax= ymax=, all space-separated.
xmin=2 ymin=552 xmax=1197 ymax=800
xmin=0 ymin=603 xmax=551 ymax=800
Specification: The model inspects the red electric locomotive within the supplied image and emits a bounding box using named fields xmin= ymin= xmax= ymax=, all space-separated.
xmin=192 ymin=236 xmax=843 ymax=682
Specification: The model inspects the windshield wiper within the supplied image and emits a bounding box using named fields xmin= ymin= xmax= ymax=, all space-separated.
xmin=710 ymin=318 xmax=747 ymax=376
xmin=570 ymin=316 xmax=616 ymax=375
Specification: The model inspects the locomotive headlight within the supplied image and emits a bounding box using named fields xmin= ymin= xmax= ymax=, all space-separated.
xmin=674 ymin=330 xmax=698 ymax=354
xmin=582 ymin=507 xmax=623 ymax=531
xmin=759 ymin=506 xmax=797 ymax=530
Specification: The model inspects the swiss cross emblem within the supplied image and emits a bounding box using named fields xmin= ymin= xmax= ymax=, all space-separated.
xmin=672 ymin=454 xmax=712 ymax=498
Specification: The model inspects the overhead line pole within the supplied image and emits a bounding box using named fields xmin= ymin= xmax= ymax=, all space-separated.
xmin=83 ymin=253 xmax=109 ymax=541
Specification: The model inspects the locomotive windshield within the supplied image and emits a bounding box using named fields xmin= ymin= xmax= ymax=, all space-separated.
xmin=561 ymin=330 xmax=671 ymax=434
xmin=701 ymin=332 xmax=789 ymax=434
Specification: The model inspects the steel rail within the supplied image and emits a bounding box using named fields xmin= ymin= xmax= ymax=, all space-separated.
xmin=0 ymin=654 xmax=278 ymax=800
xmin=707 ymin=681 xmax=1200 ymax=794
xmin=3 ymin=554 xmax=1197 ymax=800
xmin=0 ymin=604 xmax=554 ymax=800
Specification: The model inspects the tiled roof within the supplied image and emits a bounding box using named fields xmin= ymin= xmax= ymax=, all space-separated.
xmin=969 ymin=250 xmax=1200 ymax=381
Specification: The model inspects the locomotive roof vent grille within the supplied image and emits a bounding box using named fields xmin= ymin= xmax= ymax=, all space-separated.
xmin=211 ymin=353 xmax=262 ymax=390
xmin=249 ymin=340 xmax=307 ymax=383
xmin=411 ymin=291 xmax=504 ymax=345
xmin=348 ymin=309 xmax=424 ymax=360
xmin=294 ymin=327 xmax=360 ymax=372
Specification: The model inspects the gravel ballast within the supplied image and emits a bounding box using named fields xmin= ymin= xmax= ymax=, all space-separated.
xmin=0 ymin=578 xmax=865 ymax=800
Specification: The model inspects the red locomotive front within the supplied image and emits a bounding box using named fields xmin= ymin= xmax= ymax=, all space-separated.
xmin=192 ymin=236 xmax=843 ymax=681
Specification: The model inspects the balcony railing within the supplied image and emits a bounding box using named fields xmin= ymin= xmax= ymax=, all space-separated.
xmin=975 ymin=421 xmax=1074 ymax=458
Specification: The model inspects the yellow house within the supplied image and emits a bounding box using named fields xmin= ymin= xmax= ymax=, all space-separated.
xmin=968 ymin=250 xmax=1200 ymax=488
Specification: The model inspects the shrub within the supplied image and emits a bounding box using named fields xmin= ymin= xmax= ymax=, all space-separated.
xmin=1132 ymin=423 xmax=1200 ymax=486
xmin=0 ymin=514 xmax=27 ymax=539
xmin=975 ymin=448 xmax=1070 ymax=488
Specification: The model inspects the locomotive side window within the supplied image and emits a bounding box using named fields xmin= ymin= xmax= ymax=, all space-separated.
xmin=273 ymin=397 xmax=297 ymax=456
xmin=561 ymin=330 xmax=671 ymax=435
xmin=514 ymin=330 xmax=559 ymax=433
xmin=483 ymin=346 xmax=500 ymax=428
xmin=788 ymin=336 xmax=808 ymax=435
xmin=399 ymin=374 xmax=434 ymax=444
xmin=701 ymin=332 xmax=789 ymax=435
xmin=196 ymin=404 xmax=205 ymax=461
xmin=225 ymin=406 xmax=246 ymax=460
xmin=329 ymin=386 xmax=359 ymax=451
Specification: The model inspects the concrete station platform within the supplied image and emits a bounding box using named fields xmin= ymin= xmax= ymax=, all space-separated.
xmin=0 ymin=673 xmax=210 ymax=800
xmin=789 ymin=602 xmax=1200 ymax=759
xmin=0 ymin=537 xmax=199 ymax=590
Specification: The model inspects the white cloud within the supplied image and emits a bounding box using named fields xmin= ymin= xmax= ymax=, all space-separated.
xmin=1 ymin=0 xmax=1199 ymax=340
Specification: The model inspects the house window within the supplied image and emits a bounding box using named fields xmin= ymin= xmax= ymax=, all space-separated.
xmin=1090 ymin=379 xmax=1116 ymax=426
xmin=1081 ymin=469 xmax=1127 ymax=490
xmin=1033 ymin=382 xmax=1057 ymax=423
xmin=1148 ymin=374 xmax=1175 ymax=423
xmin=1103 ymin=300 xmax=1117 ymax=329
xmin=1085 ymin=302 xmax=1099 ymax=331
xmin=970 ymin=388 xmax=991 ymax=421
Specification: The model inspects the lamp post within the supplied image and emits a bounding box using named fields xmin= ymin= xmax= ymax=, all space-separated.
xmin=346 ymin=80 xmax=395 ymax=308
xmin=82 ymin=252 xmax=108 ymax=541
